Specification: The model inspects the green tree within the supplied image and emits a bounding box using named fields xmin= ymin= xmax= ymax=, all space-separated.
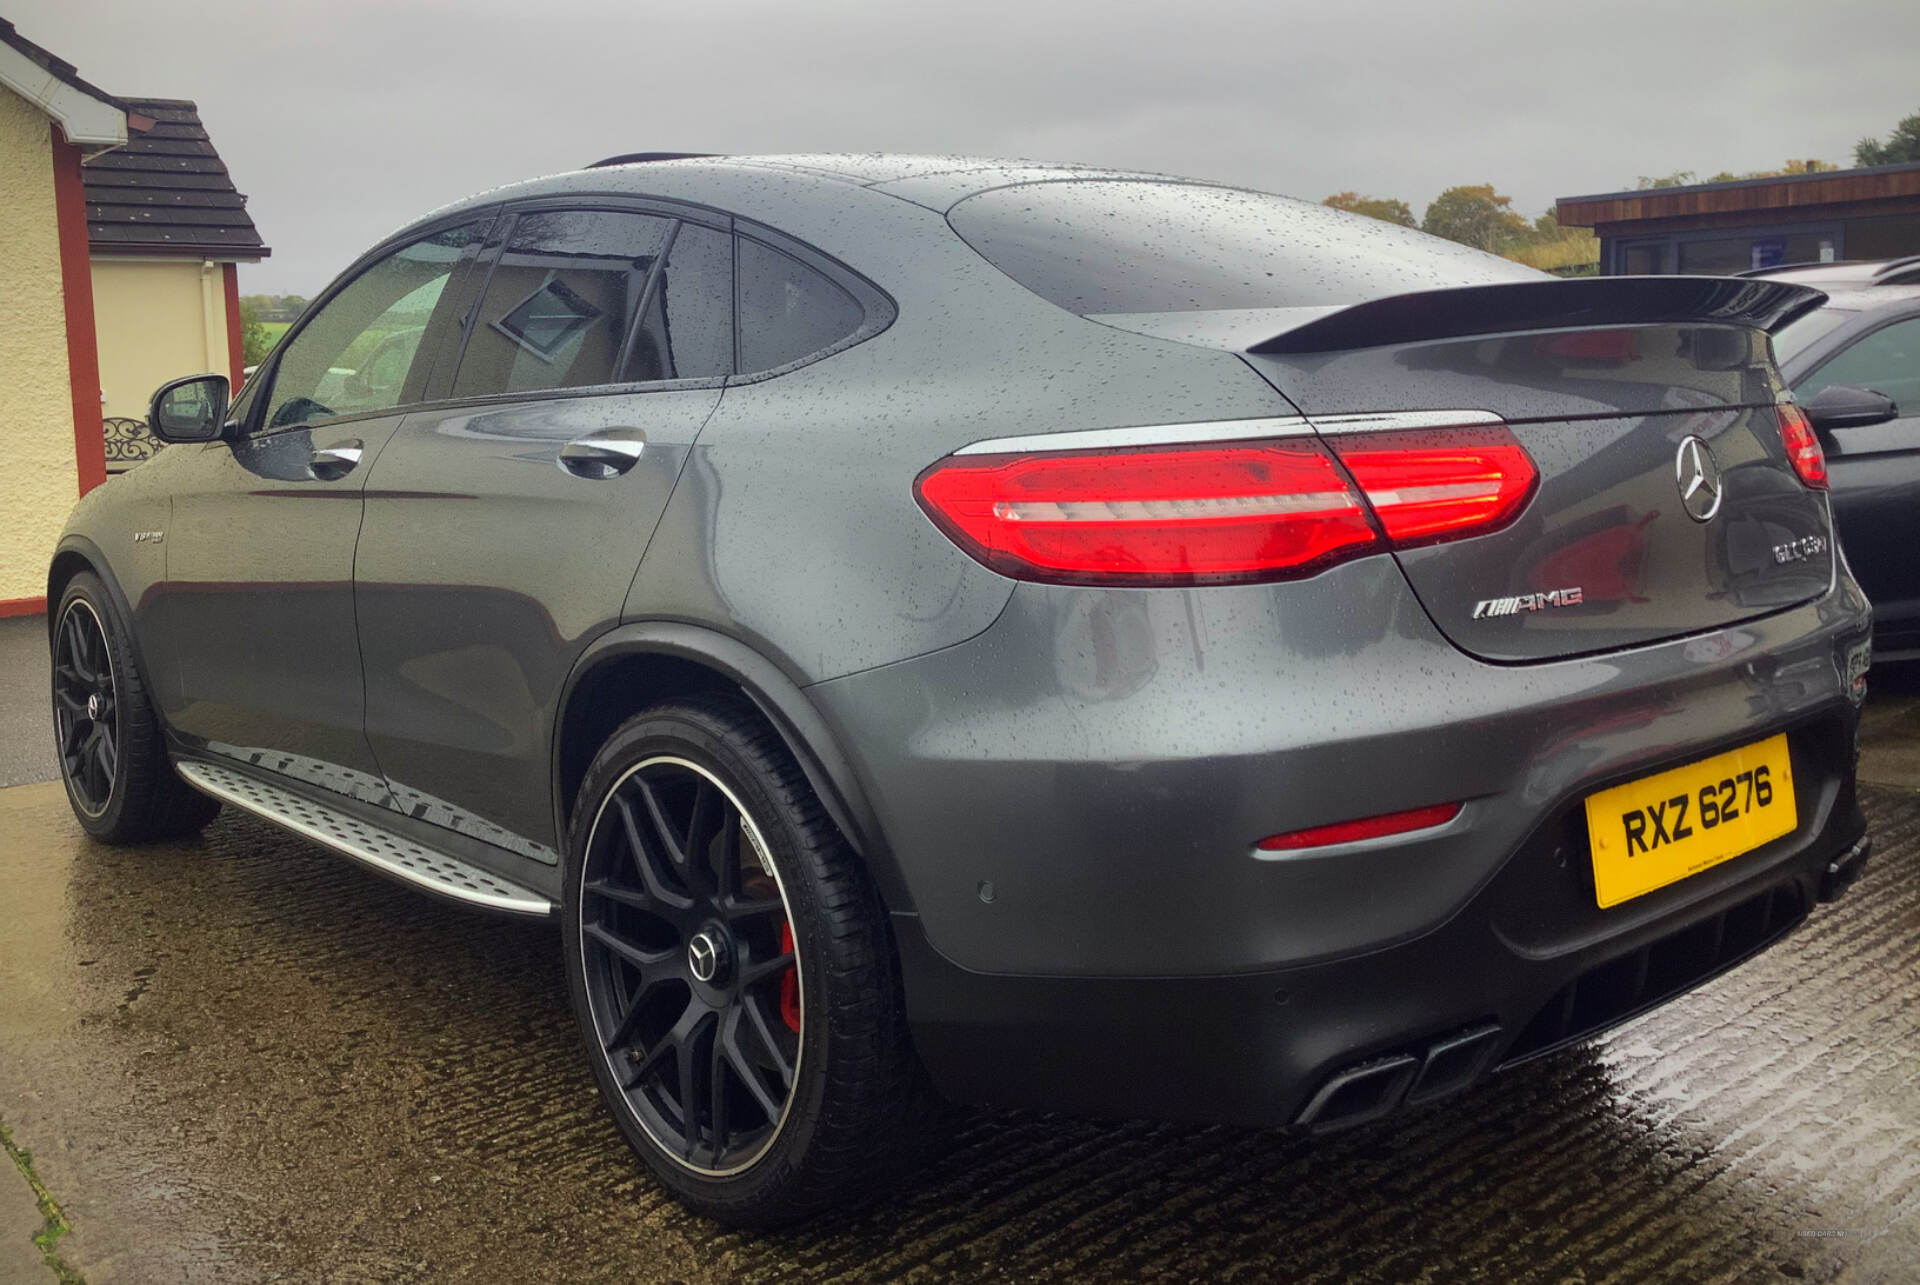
xmin=1321 ymin=191 xmax=1416 ymax=227
xmin=239 ymin=298 xmax=273 ymax=368
xmin=1504 ymin=211 xmax=1599 ymax=275
xmin=1856 ymin=111 xmax=1920 ymax=167
xmin=1636 ymin=170 xmax=1698 ymax=190
xmin=1639 ymin=158 xmax=1838 ymax=189
xmin=1421 ymin=184 xmax=1530 ymax=253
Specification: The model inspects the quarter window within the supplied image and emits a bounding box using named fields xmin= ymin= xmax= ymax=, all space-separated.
xmin=1794 ymin=316 xmax=1920 ymax=411
xmin=453 ymin=210 xmax=673 ymax=397
xmin=627 ymin=221 xmax=735 ymax=382
xmin=736 ymin=237 xmax=863 ymax=374
xmin=261 ymin=221 xmax=486 ymax=431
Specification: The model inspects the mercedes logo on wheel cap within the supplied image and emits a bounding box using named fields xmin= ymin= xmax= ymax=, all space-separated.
xmin=687 ymin=929 xmax=725 ymax=984
xmin=1675 ymin=436 xmax=1724 ymax=523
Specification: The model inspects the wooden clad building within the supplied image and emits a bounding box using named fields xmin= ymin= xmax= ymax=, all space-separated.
xmin=1556 ymin=162 xmax=1920 ymax=276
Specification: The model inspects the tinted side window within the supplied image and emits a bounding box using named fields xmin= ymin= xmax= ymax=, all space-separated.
xmin=627 ymin=221 xmax=734 ymax=382
xmin=736 ymin=237 xmax=863 ymax=374
xmin=262 ymin=221 xmax=485 ymax=431
xmin=454 ymin=210 xmax=672 ymax=397
xmin=1794 ymin=315 xmax=1920 ymax=411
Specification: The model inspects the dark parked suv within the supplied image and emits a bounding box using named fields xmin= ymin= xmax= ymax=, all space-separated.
xmin=50 ymin=154 xmax=1874 ymax=1226
xmin=1757 ymin=261 xmax=1920 ymax=657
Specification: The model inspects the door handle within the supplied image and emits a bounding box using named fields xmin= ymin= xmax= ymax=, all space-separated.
xmin=309 ymin=440 xmax=364 ymax=480
xmin=559 ymin=434 xmax=646 ymax=479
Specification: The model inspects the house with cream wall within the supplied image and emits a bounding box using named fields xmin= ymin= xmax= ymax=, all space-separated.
xmin=0 ymin=19 xmax=267 ymax=614
xmin=87 ymin=96 xmax=269 ymax=435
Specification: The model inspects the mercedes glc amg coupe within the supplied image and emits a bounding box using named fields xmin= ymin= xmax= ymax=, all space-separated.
xmin=50 ymin=154 xmax=1874 ymax=1226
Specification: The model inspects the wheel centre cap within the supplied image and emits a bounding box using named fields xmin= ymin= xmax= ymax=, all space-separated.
xmin=86 ymin=693 xmax=101 ymax=720
xmin=687 ymin=928 xmax=729 ymax=984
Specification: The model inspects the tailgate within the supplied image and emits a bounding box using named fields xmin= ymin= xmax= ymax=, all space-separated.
xmin=1238 ymin=285 xmax=1834 ymax=663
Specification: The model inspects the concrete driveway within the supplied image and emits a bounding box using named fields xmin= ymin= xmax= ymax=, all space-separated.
xmin=2 ymin=614 xmax=1917 ymax=1282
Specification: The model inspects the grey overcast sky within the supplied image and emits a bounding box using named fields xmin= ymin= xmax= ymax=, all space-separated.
xmin=12 ymin=0 xmax=1919 ymax=294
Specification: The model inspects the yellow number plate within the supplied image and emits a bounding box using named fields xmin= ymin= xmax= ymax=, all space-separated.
xmin=1584 ymin=734 xmax=1796 ymax=909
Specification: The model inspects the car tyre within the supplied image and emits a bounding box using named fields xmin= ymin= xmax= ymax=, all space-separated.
xmin=563 ymin=693 xmax=938 ymax=1227
xmin=52 ymin=571 xmax=220 ymax=842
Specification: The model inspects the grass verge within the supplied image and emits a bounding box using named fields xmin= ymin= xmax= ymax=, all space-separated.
xmin=0 ymin=1121 xmax=84 ymax=1284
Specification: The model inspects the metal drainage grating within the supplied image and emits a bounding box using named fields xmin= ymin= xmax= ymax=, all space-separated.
xmin=175 ymin=759 xmax=550 ymax=916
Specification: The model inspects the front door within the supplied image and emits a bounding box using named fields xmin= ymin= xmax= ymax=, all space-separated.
xmin=161 ymin=218 xmax=491 ymax=801
xmin=354 ymin=206 xmax=735 ymax=857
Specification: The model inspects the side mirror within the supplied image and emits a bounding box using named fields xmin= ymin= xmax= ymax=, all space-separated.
xmin=147 ymin=373 xmax=231 ymax=443
xmin=1803 ymin=383 xmax=1898 ymax=432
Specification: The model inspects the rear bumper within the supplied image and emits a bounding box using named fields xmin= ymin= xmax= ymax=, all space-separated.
xmin=804 ymin=559 xmax=1872 ymax=1126
xmin=891 ymin=722 xmax=1865 ymax=1129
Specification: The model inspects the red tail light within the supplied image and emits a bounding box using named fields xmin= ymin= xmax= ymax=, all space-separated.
xmin=1255 ymin=801 xmax=1462 ymax=853
xmin=916 ymin=423 xmax=1537 ymax=586
xmin=1323 ymin=426 xmax=1537 ymax=548
xmin=1778 ymin=403 xmax=1828 ymax=490
xmin=915 ymin=439 xmax=1380 ymax=585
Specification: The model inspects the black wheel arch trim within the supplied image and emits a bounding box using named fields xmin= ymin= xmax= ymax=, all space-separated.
xmin=47 ymin=536 xmax=154 ymax=691
xmin=552 ymin=621 xmax=915 ymax=915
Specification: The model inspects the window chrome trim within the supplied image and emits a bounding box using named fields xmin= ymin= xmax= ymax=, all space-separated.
xmin=953 ymin=415 xmax=1311 ymax=456
xmin=1308 ymin=410 xmax=1504 ymax=434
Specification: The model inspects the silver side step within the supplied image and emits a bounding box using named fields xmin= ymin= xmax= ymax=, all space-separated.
xmin=175 ymin=759 xmax=552 ymax=917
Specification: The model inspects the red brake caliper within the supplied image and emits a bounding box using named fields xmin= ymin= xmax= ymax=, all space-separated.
xmin=778 ymin=923 xmax=801 ymax=1033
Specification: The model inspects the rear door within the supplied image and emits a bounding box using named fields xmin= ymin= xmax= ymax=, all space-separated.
xmin=1797 ymin=312 xmax=1920 ymax=649
xmin=353 ymin=204 xmax=735 ymax=860
xmin=161 ymin=219 xmax=489 ymax=796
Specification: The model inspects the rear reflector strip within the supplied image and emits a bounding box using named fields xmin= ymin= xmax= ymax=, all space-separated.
xmin=1254 ymin=801 xmax=1463 ymax=854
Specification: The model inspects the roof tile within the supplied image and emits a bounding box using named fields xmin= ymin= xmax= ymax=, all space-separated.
xmin=82 ymin=97 xmax=269 ymax=259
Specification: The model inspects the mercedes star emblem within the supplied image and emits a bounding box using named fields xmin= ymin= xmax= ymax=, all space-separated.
xmin=1675 ymin=436 xmax=1723 ymax=523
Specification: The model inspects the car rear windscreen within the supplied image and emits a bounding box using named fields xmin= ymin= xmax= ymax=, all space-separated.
xmin=947 ymin=180 xmax=1540 ymax=315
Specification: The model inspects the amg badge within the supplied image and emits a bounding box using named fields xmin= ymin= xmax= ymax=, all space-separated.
xmin=1472 ymin=587 xmax=1584 ymax=620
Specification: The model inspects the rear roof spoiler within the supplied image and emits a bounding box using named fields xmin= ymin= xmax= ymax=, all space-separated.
xmin=1246 ymin=276 xmax=1827 ymax=356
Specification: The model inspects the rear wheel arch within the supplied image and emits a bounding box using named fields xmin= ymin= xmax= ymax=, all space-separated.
xmin=552 ymin=623 xmax=912 ymax=914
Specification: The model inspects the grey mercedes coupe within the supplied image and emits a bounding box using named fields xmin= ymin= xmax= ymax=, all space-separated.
xmin=48 ymin=154 xmax=1874 ymax=1226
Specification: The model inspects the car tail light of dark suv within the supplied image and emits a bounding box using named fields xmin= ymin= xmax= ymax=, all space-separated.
xmin=1777 ymin=403 xmax=1829 ymax=490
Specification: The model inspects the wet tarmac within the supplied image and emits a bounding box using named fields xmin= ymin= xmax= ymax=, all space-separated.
xmin=0 ymin=761 xmax=1915 ymax=1283
xmin=0 ymin=619 xmax=55 ymax=790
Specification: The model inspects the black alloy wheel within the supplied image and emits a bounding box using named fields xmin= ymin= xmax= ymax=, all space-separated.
xmin=578 ymin=754 xmax=803 ymax=1176
xmin=53 ymin=598 xmax=119 ymax=817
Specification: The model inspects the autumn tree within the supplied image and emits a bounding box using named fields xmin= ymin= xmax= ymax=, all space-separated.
xmin=1321 ymin=191 xmax=1416 ymax=227
xmin=1420 ymin=185 xmax=1530 ymax=253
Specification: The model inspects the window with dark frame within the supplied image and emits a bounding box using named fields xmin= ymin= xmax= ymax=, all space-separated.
xmin=452 ymin=210 xmax=673 ymax=398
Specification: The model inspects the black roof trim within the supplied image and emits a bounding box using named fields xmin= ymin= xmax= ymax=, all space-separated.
xmin=587 ymin=152 xmax=720 ymax=169
xmin=1735 ymin=254 xmax=1920 ymax=283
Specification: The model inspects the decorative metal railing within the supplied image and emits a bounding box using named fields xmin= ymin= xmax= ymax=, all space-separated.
xmin=103 ymin=416 xmax=163 ymax=472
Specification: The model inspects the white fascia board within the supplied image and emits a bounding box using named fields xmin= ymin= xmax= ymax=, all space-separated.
xmin=0 ymin=42 xmax=126 ymax=149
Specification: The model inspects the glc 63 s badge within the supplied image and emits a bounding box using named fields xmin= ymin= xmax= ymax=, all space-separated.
xmin=1773 ymin=534 xmax=1827 ymax=565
